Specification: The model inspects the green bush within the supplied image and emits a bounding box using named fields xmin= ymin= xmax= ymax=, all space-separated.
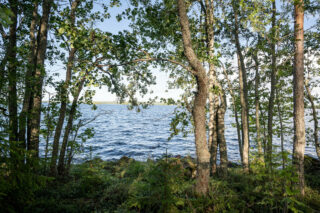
xmin=3 ymin=155 xmax=318 ymax=212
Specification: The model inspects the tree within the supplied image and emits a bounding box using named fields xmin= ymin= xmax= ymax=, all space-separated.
xmin=292 ymin=0 xmax=306 ymax=196
xmin=232 ymin=0 xmax=250 ymax=172
xmin=7 ymin=0 xmax=18 ymax=149
xmin=177 ymin=0 xmax=211 ymax=194
xmin=29 ymin=0 xmax=53 ymax=157
xmin=50 ymin=0 xmax=80 ymax=176
xmin=266 ymin=0 xmax=277 ymax=166
xmin=18 ymin=1 xmax=39 ymax=150
xmin=204 ymin=0 xmax=228 ymax=176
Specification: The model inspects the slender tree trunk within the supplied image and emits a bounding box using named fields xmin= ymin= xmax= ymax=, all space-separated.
xmin=305 ymin=80 xmax=320 ymax=159
xmin=57 ymin=78 xmax=85 ymax=175
xmin=253 ymin=55 xmax=263 ymax=159
xmin=261 ymin=108 xmax=267 ymax=155
xmin=267 ymin=1 xmax=277 ymax=167
xmin=207 ymin=1 xmax=215 ymax=153
xmin=293 ymin=0 xmax=306 ymax=196
xmin=210 ymin=97 xmax=219 ymax=175
xmin=0 ymin=18 xmax=9 ymax=98
xmin=66 ymin=122 xmax=80 ymax=174
xmin=29 ymin=0 xmax=53 ymax=157
xmin=203 ymin=0 xmax=221 ymax=176
xmin=0 ymin=46 xmax=8 ymax=97
xmin=237 ymin=52 xmax=249 ymax=172
xmin=8 ymin=0 xmax=18 ymax=147
xmin=27 ymin=96 xmax=33 ymax=150
xmin=19 ymin=2 xmax=38 ymax=148
xmin=177 ymin=0 xmax=210 ymax=194
xmin=222 ymin=66 xmax=243 ymax=163
xmin=44 ymin=94 xmax=52 ymax=172
xmin=217 ymin=93 xmax=228 ymax=175
xmin=50 ymin=0 xmax=79 ymax=176
xmin=235 ymin=105 xmax=243 ymax=164
xmin=233 ymin=1 xmax=249 ymax=172
xmin=276 ymin=89 xmax=285 ymax=169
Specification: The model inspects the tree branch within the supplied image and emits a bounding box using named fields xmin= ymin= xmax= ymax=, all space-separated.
xmin=97 ymin=57 xmax=196 ymax=75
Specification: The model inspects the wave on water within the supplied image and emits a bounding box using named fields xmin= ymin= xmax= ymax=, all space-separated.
xmin=39 ymin=104 xmax=318 ymax=163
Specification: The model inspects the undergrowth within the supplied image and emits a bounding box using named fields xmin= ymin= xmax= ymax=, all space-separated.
xmin=1 ymin=155 xmax=320 ymax=212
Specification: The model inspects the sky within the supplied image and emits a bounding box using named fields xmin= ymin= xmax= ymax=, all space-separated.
xmin=44 ymin=0 xmax=319 ymax=102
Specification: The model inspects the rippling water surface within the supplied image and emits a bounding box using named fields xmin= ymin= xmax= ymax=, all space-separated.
xmin=40 ymin=104 xmax=317 ymax=162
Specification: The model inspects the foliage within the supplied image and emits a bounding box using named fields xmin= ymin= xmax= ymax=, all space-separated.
xmin=1 ymin=0 xmax=320 ymax=211
xmin=0 ymin=157 xmax=313 ymax=212
xmin=0 ymin=148 xmax=50 ymax=212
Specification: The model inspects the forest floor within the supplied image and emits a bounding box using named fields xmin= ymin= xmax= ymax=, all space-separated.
xmin=9 ymin=155 xmax=320 ymax=212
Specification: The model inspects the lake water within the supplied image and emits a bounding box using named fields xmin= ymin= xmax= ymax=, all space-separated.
xmin=40 ymin=104 xmax=318 ymax=162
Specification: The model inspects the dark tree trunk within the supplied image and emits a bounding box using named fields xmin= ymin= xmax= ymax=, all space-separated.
xmin=29 ymin=0 xmax=53 ymax=157
xmin=177 ymin=0 xmax=210 ymax=195
xmin=8 ymin=0 xmax=18 ymax=147
xmin=0 ymin=46 xmax=9 ymax=97
xmin=19 ymin=2 xmax=38 ymax=148
xmin=0 ymin=14 xmax=9 ymax=100
xmin=293 ymin=0 xmax=306 ymax=196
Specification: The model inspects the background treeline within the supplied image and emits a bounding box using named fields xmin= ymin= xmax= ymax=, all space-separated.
xmin=0 ymin=0 xmax=320 ymax=212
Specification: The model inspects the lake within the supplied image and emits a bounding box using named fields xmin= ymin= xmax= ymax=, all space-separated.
xmin=40 ymin=104 xmax=318 ymax=162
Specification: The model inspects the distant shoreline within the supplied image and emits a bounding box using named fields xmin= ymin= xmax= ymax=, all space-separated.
xmin=93 ymin=101 xmax=169 ymax=106
xmin=42 ymin=101 xmax=170 ymax=106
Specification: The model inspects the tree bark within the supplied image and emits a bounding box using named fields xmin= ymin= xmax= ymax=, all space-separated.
xmin=50 ymin=0 xmax=79 ymax=176
xmin=236 ymin=52 xmax=249 ymax=172
xmin=0 ymin=20 xmax=9 ymax=99
xmin=266 ymin=0 xmax=277 ymax=167
xmin=19 ymin=2 xmax=38 ymax=148
xmin=177 ymin=0 xmax=210 ymax=195
xmin=44 ymin=94 xmax=52 ymax=172
xmin=0 ymin=46 xmax=9 ymax=97
xmin=57 ymin=78 xmax=85 ymax=175
xmin=222 ymin=65 xmax=242 ymax=164
xmin=8 ymin=0 xmax=18 ymax=146
xmin=217 ymin=93 xmax=228 ymax=175
xmin=29 ymin=0 xmax=53 ymax=157
xmin=253 ymin=54 xmax=263 ymax=159
xmin=210 ymin=96 xmax=219 ymax=175
xmin=203 ymin=0 xmax=220 ymax=176
xmin=261 ymin=108 xmax=267 ymax=155
xmin=304 ymin=80 xmax=320 ymax=159
xmin=293 ymin=0 xmax=306 ymax=196
xmin=276 ymin=88 xmax=285 ymax=169
xmin=233 ymin=1 xmax=250 ymax=172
